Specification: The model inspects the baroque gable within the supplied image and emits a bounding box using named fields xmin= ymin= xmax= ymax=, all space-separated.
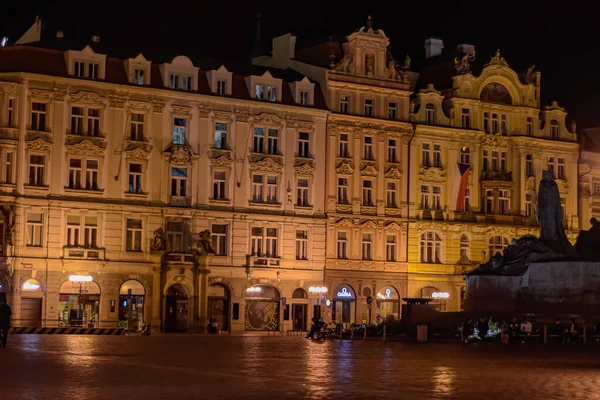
xmin=294 ymin=163 xmax=315 ymax=177
xmin=126 ymin=100 xmax=153 ymax=113
xmin=210 ymin=155 xmax=233 ymax=169
xmin=163 ymin=145 xmax=196 ymax=167
xmin=361 ymin=164 xmax=378 ymax=177
xmin=68 ymin=91 xmax=108 ymax=107
xmin=385 ymin=167 xmax=402 ymax=179
xmin=419 ymin=166 xmax=446 ymax=183
xmin=252 ymin=112 xmax=283 ymax=127
xmin=66 ymin=139 xmax=105 ymax=157
xmin=26 ymin=137 xmax=52 ymax=152
xmin=336 ymin=162 xmax=354 ymax=176
xmin=249 ymin=157 xmax=283 ymax=174
xmin=335 ymin=218 xmax=354 ymax=229
xmin=125 ymin=147 xmax=151 ymax=162
xmin=480 ymin=133 xmax=511 ymax=148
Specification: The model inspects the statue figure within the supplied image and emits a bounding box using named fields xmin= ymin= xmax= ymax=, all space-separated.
xmin=366 ymin=54 xmax=374 ymax=75
xmin=150 ymin=227 xmax=166 ymax=252
xmin=197 ymin=229 xmax=215 ymax=255
xmin=524 ymin=65 xmax=536 ymax=84
xmin=1 ymin=202 xmax=15 ymax=246
xmin=402 ymin=54 xmax=411 ymax=71
xmin=334 ymin=54 xmax=353 ymax=73
xmin=454 ymin=50 xmax=475 ymax=74
xmin=574 ymin=218 xmax=600 ymax=261
xmin=570 ymin=120 xmax=577 ymax=134
xmin=387 ymin=60 xmax=398 ymax=80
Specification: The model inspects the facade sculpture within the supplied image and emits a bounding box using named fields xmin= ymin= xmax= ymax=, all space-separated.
xmin=150 ymin=228 xmax=166 ymax=252
xmin=197 ymin=230 xmax=215 ymax=255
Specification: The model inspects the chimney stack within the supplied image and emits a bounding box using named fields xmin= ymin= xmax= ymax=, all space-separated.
xmin=457 ymin=44 xmax=474 ymax=55
xmin=424 ymin=37 xmax=444 ymax=59
xmin=91 ymin=35 xmax=100 ymax=43
xmin=56 ymin=30 xmax=64 ymax=39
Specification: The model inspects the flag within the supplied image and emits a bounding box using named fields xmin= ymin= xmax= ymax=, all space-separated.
xmin=450 ymin=163 xmax=471 ymax=211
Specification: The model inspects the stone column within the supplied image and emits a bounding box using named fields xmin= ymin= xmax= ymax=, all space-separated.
xmin=196 ymin=253 xmax=213 ymax=334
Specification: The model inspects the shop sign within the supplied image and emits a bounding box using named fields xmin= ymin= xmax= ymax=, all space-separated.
xmin=69 ymin=275 xmax=93 ymax=282
xmin=246 ymin=287 xmax=262 ymax=293
xmin=22 ymin=279 xmax=41 ymax=291
xmin=432 ymin=292 xmax=450 ymax=299
xmin=377 ymin=288 xmax=395 ymax=300
xmin=336 ymin=287 xmax=353 ymax=298
xmin=308 ymin=286 xmax=327 ymax=293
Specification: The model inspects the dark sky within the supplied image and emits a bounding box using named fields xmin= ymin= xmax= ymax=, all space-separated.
xmin=1 ymin=0 xmax=597 ymax=129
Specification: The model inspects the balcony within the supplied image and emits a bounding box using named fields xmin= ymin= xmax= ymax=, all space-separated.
xmin=480 ymin=170 xmax=513 ymax=182
xmin=63 ymin=247 xmax=105 ymax=260
xmin=164 ymin=252 xmax=195 ymax=263
xmin=249 ymin=255 xmax=280 ymax=267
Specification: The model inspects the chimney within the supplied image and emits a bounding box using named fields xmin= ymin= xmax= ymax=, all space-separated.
xmin=457 ymin=44 xmax=474 ymax=55
xmin=424 ymin=37 xmax=444 ymax=59
xmin=56 ymin=30 xmax=64 ymax=39
xmin=91 ymin=35 xmax=100 ymax=43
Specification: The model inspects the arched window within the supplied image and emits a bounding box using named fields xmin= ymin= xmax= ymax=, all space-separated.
xmin=292 ymin=288 xmax=307 ymax=299
xmin=525 ymin=155 xmax=533 ymax=177
xmin=420 ymin=232 xmax=442 ymax=263
xmin=489 ymin=236 xmax=509 ymax=257
xmin=550 ymin=120 xmax=559 ymax=140
xmin=426 ymin=103 xmax=436 ymax=125
xmin=460 ymin=147 xmax=470 ymax=165
xmin=480 ymin=83 xmax=512 ymax=105
xmin=460 ymin=234 xmax=470 ymax=261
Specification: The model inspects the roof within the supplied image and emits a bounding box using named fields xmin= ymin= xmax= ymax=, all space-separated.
xmin=580 ymin=128 xmax=600 ymax=153
xmin=0 ymin=42 xmax=328 ymax=111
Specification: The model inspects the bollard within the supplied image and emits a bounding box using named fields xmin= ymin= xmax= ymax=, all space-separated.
xmin=364 ymin=325 xmax=367 ymax=341
xmin=383 ymin=323 xmax=387 ymax=342
xmin=543 ymin=325 xmax=547 ymax=344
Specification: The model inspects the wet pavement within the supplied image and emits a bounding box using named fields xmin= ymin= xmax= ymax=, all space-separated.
xmin=1 ymin=335 xmax=600 ymax=400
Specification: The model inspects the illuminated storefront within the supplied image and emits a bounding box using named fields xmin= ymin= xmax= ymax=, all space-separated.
xmin=244 ymin=285 xmax=280 ymax=331
xmin=376 ymin=286 xmax=400 ymax=321
xmin=332 ymin=284 xmax=356 ymax=328
xmin=20 ymin=278 xmax=43 ymax=327
xmin=119 ymin=280 xmax=145 ymax=331
xmin=58 ymin=275 xmax=100 ymax=328
xmin=208 ymin=284 xmax=230 ymax=332
xmin=419 ymin=286 xmax=449 ymax=312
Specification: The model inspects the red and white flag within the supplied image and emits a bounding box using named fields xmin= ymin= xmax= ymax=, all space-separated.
xmin=450 ymin=162 xmax=471 ymax=211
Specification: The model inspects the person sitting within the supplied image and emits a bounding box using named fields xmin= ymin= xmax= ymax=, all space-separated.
xmin=520 ymin=318 xmax=533 ymax=343
xmin=565 ymin=319 xmax=579 ymax=343
xmin=305 ymin=318 xmax=319 ymax=339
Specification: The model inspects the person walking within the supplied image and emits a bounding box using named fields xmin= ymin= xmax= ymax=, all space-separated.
xmin=0 ymin=295 xmax=12 ymax=348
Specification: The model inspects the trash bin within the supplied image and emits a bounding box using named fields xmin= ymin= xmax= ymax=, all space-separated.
xmin=417 ymin=324 xmax=428 ymax=342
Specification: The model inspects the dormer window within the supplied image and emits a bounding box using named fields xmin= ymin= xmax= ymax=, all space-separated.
xmin=217 ymin=80 xmax=226 ymax=95
xmin=300 ymin=91 xmax=308 ymax=105
xmin=134 ymin=69 xmax=145 ymax=85
xmin=183 ymin=76 xmax=192 ymax=91
xmin=169 ymin=74 xmax=179 ymax=89
xmin=255 ymin=85 xmax=265 ymax=100
xmin=268 ymin=87 xmax=277 ymax=102
xmin=74 ymin=60 xmax=99 ymax=79
xmin=66 ymin=46 xmax=107 ymax=80
xmin=255 ymin=85 xmax=277 ymax=101
xmin=426 ymin=104 xmax=436 ymax=125
xmin=160 ymin=56 xmax=199 ymax=92
xmin=550 ymin=120 xmax=559 ymax=139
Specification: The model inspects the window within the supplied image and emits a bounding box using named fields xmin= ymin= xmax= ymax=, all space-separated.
xmin=486 ymin=189 xmax=494 ymax=213
xmin=501 ymin=114 xmax=507 ymax=135
xmin=432 ymin=186 xmax=441 ymax=210
xmin=71 ymin=107 xmax=84 ymax=134
xmin=266 ymin=176 xmax=277 ymax=202
xmin=173 ymin=118 xmax=186 ymax=144
xmin=211 ymin=224 xmax=228 ymax=256
xmin=5 ymin=151 xmax=13 ymax=184
xmin=526 ymin=117 xmax=533 ymax=136
xmin=88 ymin=63 xmax=99 ymax=79
xmin=483 ymin=112 xmax=490 ymax=133
xmin=296 ymin=230 xmax=308 ymax=260
xmin=388 ymin=139 xmax=397 ymax=162
xmin=28 ymin=155 xmax=45 ymax=186
xmin=386 ymin=181 xmax=397 ymax=207
xmin=252 ymin=175 xmax=264 ymax=202
xmin=214 ymin=123 xmax=227 ymax=149
xmin=26 ymin=213 xmax=43 ymax=246
xmin=298 ymin=132 xmax=310 ymax=158
xmin=253 ymin=127 xmax=265 ymax=153
xmin=548 ymin=157 xmax=555 ymax=174
xmin=421 ymin=185 xmax=430 ymax=210
xmin=491 ymin=113 xmax=499 ymax=134
xmin=422 ymin=143 xmax=431 ymax=167
xmin=68 ymin=159 xmax=98 ymax=190
xmin=362 ymin=233 xmax=373 ymax=260
xmin=7 ymin=98 xmax=14 ymax=127
xmin=297 ymin=179 xmax=309 ymax=206
xmin=420 ymin=232 xmax=441 ymax=263
xmin=251 ymin=227 xmax=263 ymax=256
xmin=525 ymin=155 xmax=533 ymax=177
xmin=388 ymin=102 xmax=397 ymax=120
xmin=550 ymin=120 xmax=559 ymax=139
xmin=500 ymin=151 xmax=507 ymax=173
xmin=337 ymin=232 xmax=348 ymax=259
xmin=169 ymin=74 xmax=179 ymax=89
xmin=134 ymin=69 xmax=144 ymax=85
xmin=460 ymin=234 xmax=470 ymax=261
xmin=489 ymin=236 xmax=509 ymax=257
xmin=433 ymin=144 xmax=442 ymax=168
xmin=128 ymin=163 xmax=143 ymax=193
xmin=74 ymin=61 xmax=85 ymax=77
xmin=363 ymin=137 xmax=374 ymax=160
xmin=265 ymin=228 xmax=278 ymax=257
xmin=217 ymin=80 xmax=226 ymax=95
xmin=170 ymin=168 xmax=187 ymax=196
xmin=461 ymin=108 xmax=471 ymax=128
xmin=166 ymin=221 xmax=184 ymax=252
xmin=130 ymin=113 xmax=144 ymax=141
xmin=74 ymin=61 xmax=98 ymax=79
xmin=31 ymin=102 xmax=47 ymax=131
xmin=340 ymin=96 xmax=349 ymax=114
xmin=66 ymin=216 xmax=80 ymax=247
xmin=364 ymin=99 xmax=374 ymax=117
xmin=338 ymin=178 xmax=348 ymax=204
xmin=300 ymin=91 xmax=308 ymax=105
xmin=85 ymin=160 xmax=99 ymax=190
xmin=557 ymin=158 xmax=566 ymax=179
xmin=213 ymin=171 xmax=227 ymax=199
xmin=362 ymin=180 xmax=373 ymax=206
xmin=499 ymin=190 xmax=510 ymax=215
xmin=525 ymin=193 xmax=533 ymax=217
xmin=126 ymin=219 xmax=143 ymax=251
xmin=267 ymin=87 xmax=277 ymax=102
xmin=483 ymin=150 xmax=489 ymax=171
xmin=593 ymin=181 xmax=600 ymax=195
xmin=426 ymin=104 xmax=436 ymax=124
xmin=339 ymin=134 xmax=350 ymax=157
xmin=460 ymin=147 xmax=470 ymax=165
xmin=463 ymin=188 xmax=471 ymax=212
xmin=182 ymin=76 xmax=192 ymax=91
xmin=254 ymin=85 xmax=265 ymax=100
xmin=267 ymin=129 xmax=278 ymax=154
xmin=84 ymin=216 xmax=98 ymax=248
xmin=386 ymin=235 xmax=396 ymax=261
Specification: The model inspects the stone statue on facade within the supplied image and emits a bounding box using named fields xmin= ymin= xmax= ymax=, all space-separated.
xmin=150 ymin=227 xmax=166 ymax=252
xmin=387 ymin=60 xmax=399 ymax=80
xmin=524 ymin=65 xmax=536 ymax=84
xmin=334 ymin=54 xmax=353 ymax=73
xmin=574 ymin=218 xmax=600 ymax=261
xmin=197 ymin=229 xmax=215 ymax=255
xmin=454 ymin=50 xmax=475 ymax=75
xmin=1 ymin=202 xmax=15 ymax=246
xmin=570 ymin=120 xmax=577 ymax=134
xmin=366 ymin=53 xmax=374 ymax=75
xmin=402 ymin=54 xmax=411 ymax=71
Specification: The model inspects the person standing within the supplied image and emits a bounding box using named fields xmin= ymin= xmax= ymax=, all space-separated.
xmin=0 ymin=295 xmax=12 ymax=347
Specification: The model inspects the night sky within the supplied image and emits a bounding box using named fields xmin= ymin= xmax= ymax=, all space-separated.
xmin=1 ymin=0 xmax=597 ymax=129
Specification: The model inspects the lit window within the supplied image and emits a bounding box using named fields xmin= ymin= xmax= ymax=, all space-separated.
xmin=295 ymin=230 xmax=308 ymax=260
xmin=211 ymin=224 xmax=228 ymax=256
xmin=337 ymin=232 xmax=348 ymax=259
xmin=173 ymin=118 xmax=186 ymax=144
xmin=340 ymin=96 xmax=349 ymax=114
xmin=126 ymin=219 xmax=143 ymax=251
xmin=362 ymin=233 xmax=373 ymax=260
xmin=420 ymin=232 xmax=441 ymax=263
xmin=386 ymin=235 xmax=396 ymax=261
xmin=215 ymin=123 xmax=227 ymax=149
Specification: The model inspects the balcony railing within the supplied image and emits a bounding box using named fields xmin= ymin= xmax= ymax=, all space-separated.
xmin=164 ymin=252 xmax=195 ymax=263
xmin=480 ymin=170 xmax=513 ymax=181
xmin=249 ymin=255 xmax=280 ymax=267
xmin=65 ymin=247 xmax=105 ymax=259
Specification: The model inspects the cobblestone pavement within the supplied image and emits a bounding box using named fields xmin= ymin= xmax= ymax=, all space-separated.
xmin=2 ymin=335 xmax=600 ymax=400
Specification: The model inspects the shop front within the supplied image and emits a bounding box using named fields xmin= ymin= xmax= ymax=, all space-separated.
xmin=291 ymin=288 xmax=308 ymax=331
xmin=20 ymin=278 xmax=43 ymax=327
xmin=332 ymin=284 xmax=356 ymax=328
xmin=244 ymin=285 xmax=280 ymax=332
xmin=119 ymin=280 xmax=145 ymax=331
xmin=376 ymin=285 xmax=400 ymax=321
xmin=208 ymin=283 xmax=229 ymax=333
xmin=418 ymin=286 xmax=449 ymax=312
xmin=58 ymin=275 xmax=100 ymax=328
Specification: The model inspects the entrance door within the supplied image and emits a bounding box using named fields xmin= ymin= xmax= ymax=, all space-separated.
xmin=293 ymin=304 xmax=306 ymax=331
xmin=21 ymin=298 xmax=42 ymax=327
xmin=208 ymin=298 xmax=229 ymax=332
xmin=165 ymin=285 xmax=188 ymax=333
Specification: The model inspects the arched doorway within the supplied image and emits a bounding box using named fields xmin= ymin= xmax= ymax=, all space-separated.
xmin=21 ymin=278 xmax=43 ymax=327
xmin=58 ymin=277 xmax=101 ymax=328
xmin=291 ymin=288 xmax=308 ymax=331
xmin=376 ymin=285 xmax=400 ymax=321
xmin=418 ymin=286 xmax=448 ymax=312
xmin=333 ymin=284 xmax=356 ymax=328
xmin=165 ymin=284 xmax=188 ymax=333
xmin=208 ymin=284 xmax=229 ymax=333
xmin=119 ymin=280 xmax=146 ymax=331
xmin=244 ymin=285 xmax=280 ymax=331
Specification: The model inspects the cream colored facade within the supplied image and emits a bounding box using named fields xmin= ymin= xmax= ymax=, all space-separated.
xmin=0 ymin=43 xmax=329 ymax=333
xmin=579 ymin=130 xmax=600 ymax=227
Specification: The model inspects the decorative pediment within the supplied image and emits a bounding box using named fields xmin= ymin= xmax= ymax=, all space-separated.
xmin=335 ymin=218 xmax=354 ymax=228
xmin=125 ymin=147 xmax=150 ymax=162
xmin=26 ymin=137 xmax=52 ymax=152
xmin=249 ymin=157 xmax=283 ymax=174
xmin=29 ymin=89 xmax=53 ymax=101
xmin=385 ymin=167 xmax=402 ymax=179
xmin=481 ymin=133 xmax=511 ymax=148
xmin=171 ymin=105 xmax=192 ymax=116
xmin=384 ymin=222 xmax=403 ymax=232
xmin=336 ymin=162 xmax=354 ymax=176
xmin=294 ymin=163 xmax=315 ymax=177
xmin=167 ymin=145 xmax=195 ymax=167
xmin=210 ymin=155 xmax=233 ymax=169
xmin=69 ymin=91 xmax=107 ymax=107
xmin=361 ymin=164 xmax=378 ymax=177
xmin=419 ymin=166 xmax=446 ymax=183
xmin=253 ymin=112 xmax=282 ymax=126
xmin=360 ymin=220 xmax=379 ymax=231
xmin=213 ymin=110 xmax=233 ymax=122
xmin=151 ymin=100 xmax=166 ymax=113
xmin=66 ymin=139 xmax=104 ymax=157
xmin=109 ymin=95 xmax=127 ymax=108
xmin=125 ymin=100 xmax=152 ymax=113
